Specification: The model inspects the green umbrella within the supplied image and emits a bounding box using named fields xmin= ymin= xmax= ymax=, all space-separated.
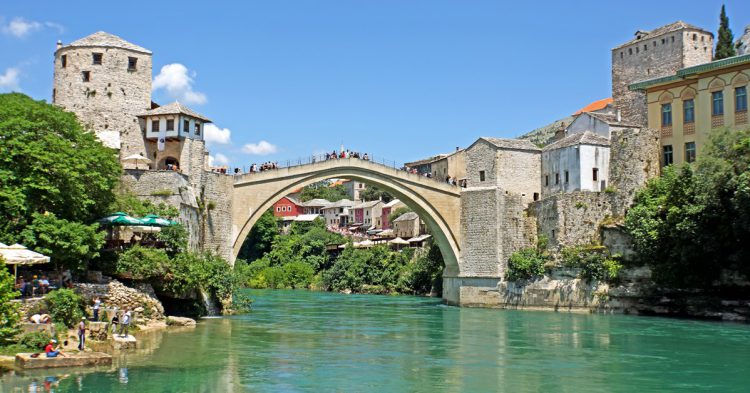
xmin=99 ymin=212 xmax=145 ymax=226
xmin=140 ymin=214 xmax=176 ymax=227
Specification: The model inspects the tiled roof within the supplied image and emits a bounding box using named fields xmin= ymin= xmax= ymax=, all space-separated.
xmin=583 ymin=112 xmax=640 ymax=128
xmin=64 ymin=31 xmax=151 ymax=54
xmin=322 ymin=199 xmax=355 ymax=209
xmin=614 ymin=21 xmax=711 ymax=49
xmin=404 ymin=154 xmax=449 ymax=167
xmin=383 ymin=199 xmax=403 ymax=208
xmin=479 ymin=137 xmax=541 ymax=152
xmin=284 ymin=196 xmax=301 ymax=205
xmin=393 ymin=212 xmax=419 ymax=222
xmin=352 ymin=200 xmax=382 ymax=209
xmin=543 ymin=131 xmax=610 ymax=151
xmin=573 ymin=98 xmax=613 ymax=115
xmin=630 ymin=54 xmax=750 ymax=91
xmin=138 ymin=102 xmax=212 ymax=122
xmin=300 ymin=199 xmax=332 ymax=207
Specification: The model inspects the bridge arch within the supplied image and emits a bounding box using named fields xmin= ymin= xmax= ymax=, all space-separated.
xmin=231 ymin=159 xmax=462 ymax=276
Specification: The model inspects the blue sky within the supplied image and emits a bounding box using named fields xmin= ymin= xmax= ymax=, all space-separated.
xmin=1 ymin=0 xmax=748 ymax=168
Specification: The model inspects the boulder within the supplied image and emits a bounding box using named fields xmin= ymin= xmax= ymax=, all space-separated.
xmin=166 ymin=316 xmax=196 ymax=327
xmin=88 ymin=322 xmax=108 ymax=341
xmin=15 ymin=352 xmax=112 ymax=369
xmin=111 ymin=334 xmax=137 ymax=350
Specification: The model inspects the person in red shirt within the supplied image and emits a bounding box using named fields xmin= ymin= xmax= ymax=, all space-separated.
xmin=44 ymin=339 xmax=63 ymax=358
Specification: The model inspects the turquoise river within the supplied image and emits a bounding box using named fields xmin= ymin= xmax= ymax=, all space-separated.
xmin=2 ymin=289 xmax=750 ymax=392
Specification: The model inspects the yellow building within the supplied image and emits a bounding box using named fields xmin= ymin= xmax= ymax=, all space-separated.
xmin=630 ymin=54 xmax=750 ymax=166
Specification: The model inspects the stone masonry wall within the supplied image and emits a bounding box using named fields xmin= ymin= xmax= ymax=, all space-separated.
xmin=76 ymin=281 xmax=165 ymax=323
xmin=200 ymin=172 xmax=234 ymax=262
xmin=608 ymin=126 xmax=660 ymax=216
xmin=530 ymin=192 xmax=614 ymax=250
xmin=496 ymin=149 xmax=541 ymax=204
xmin=465 ymin=140 xmax=496 ymax=188
xmin=54 ymin=45 xmax=152 ymax=159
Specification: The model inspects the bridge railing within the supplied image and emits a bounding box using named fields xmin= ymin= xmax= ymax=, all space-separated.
xmin=224 ymin=154 xmax=466 ymax=188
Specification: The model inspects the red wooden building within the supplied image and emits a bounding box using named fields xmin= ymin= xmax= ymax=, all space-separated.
xmin=272 ymin=196 xmax=304 ymax=217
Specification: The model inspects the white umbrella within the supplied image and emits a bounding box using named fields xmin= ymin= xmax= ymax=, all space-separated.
xmin=0 ymin=243 xmax=51 ymax=280
xmin=122 ymin=154 xmax=152 ymax=170
xmin=389 ymin=237 xmax=410 ymax=245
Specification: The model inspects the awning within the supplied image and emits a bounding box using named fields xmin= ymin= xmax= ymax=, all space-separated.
xmin=407 ymin=234 xmax=432 ymax=243
xmin=0 ymin=243 xmax=51 ymax=280
xmin=389 ymin=237 xmax=410 ymax=245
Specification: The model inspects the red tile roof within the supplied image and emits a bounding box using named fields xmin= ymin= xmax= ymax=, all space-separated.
xmin=573 ymin=98 xmax=613 ymax=115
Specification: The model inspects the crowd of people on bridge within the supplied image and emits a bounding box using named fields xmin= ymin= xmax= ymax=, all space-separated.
xmin=249 ymin=162 xmax=279 ymax=173
xmin=325 ymin=150 xmax=369 ymax=161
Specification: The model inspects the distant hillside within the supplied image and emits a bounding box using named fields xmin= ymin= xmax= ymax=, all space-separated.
xmin=517 ymin=115 xmax=575 ymax=147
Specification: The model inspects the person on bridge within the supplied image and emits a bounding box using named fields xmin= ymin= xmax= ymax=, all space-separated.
xmin=363 ymin=153 xmax=369 ymax=161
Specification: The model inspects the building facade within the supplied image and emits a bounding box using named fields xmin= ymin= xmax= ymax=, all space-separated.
xmin=392 ymin=212 xmax=422 ymax=239
xmin=380 ymin=199 xmax=406 ymax=230
xmin=631 ymin=54 xmax=750 ymax=166
xmin=541 ymin=131 xmax=611 ymax=196
xmin=464 ymin=137 xmax=541 ymax=204
xmin=322 ymin=199 xmax=355 ymax=227
xmin=272 ymin=196 xmax=304 ymax=217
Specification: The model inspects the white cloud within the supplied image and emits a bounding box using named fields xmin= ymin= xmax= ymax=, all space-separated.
xmin=0 ymin=67 xmax=21 ymax=91
xmin=214 ymin=153 xmax=230 ymax=165
xmin=242 ymin=141 xmax=278 ymax=155
xmin=2 ymin=17 xmax=41 ymax=38
xmin=1 ymin=17 xmax=65 ymax=38
xmin=204 ymin=124 xmax=231 ymax=145
xmin=152 ymin=63 xmax=207 ymax=105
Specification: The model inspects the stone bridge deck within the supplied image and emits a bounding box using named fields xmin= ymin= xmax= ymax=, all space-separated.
xmin=231 ymin=158 xmax=463 ymax=275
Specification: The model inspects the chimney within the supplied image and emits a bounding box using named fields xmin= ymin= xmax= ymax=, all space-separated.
xmin=455 ymin=146 xmax=459 ymax=152
xmin=616 ymin=109 xmax=622 ymax=123
xmin=56 ymin=40 xmax=62 ymax=50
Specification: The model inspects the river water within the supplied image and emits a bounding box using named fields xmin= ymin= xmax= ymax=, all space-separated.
xmin=2 ymin=289 xmax=750 ymax=392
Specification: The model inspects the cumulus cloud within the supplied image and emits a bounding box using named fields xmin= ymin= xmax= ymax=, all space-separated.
xmin=242 ymin=141 xmax=278 ymax=155
xmin=152 ymin=63 xmax=207 ymax=105
xmin=1 ymin=17 xmax=63 ymax=38
xmin=204 ymin=124 xmax=231 ymax=145
xmin=214 ymin=153 xmax=230 ymax=165
xmin=0 ymin=67 xmax=21 ymax=91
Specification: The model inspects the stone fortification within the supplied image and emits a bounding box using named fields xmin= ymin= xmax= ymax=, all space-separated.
xmin=607 ymin=126 xmax=660 ymax=215
xmin=198 ymin=171 xmax=234 ymax=261
xmin=53 ymin=32 xmax=152 ymax=159
xmin=612 ymin=22 xmax=713 ymax=126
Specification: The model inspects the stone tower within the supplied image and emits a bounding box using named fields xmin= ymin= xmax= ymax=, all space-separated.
xmin=611 ymin=21 xmax=713 ymax=126
xmin=53 ymin=31 xmax=153 ymax=159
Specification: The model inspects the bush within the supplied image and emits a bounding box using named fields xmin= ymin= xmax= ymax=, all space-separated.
xmin=18 ymin=331 xmax=55 ymax=351
xmin=561 ymin=244 xmax=622 ymax=282
xmin=506 ymin=248 xmax=547 ymax=281
xmin=117 ymin=245 xmax=170 ymax=280
xmin=45 ymin=288 xmax=86 ymax=328
xmin=283 ymin=261 xmax=314 ymax=289
xmin=261 ymin=266 xmax=286 ymax=289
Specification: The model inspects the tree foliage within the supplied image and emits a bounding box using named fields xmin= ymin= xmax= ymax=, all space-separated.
xmin=359 ymin=184 xmax=393 ymax=202
xmin=45 ymin=288 xmax=86 ymax=328
xmin=0 ymin=93 xmax=120 ymax=240
xmin=388 ymin=207 xmax=412 ymax=224
xmin=238 ymin=210 xmax=279 ymax=261
xmin=625 ymin=127 xmax=750 ymax=287
xmin=299 ymin=181 xmax=349 ymax=202
xmin=20 ymin=212 xmax=105 ymax=271
xmin=505 ymin=237 xmax=549 ymax=281
xmin=715 ymin=5 xmax=736 ymax=60
xmin=109 ymin=191 xmax=179 ymax=218
xmin=117 ymin=245 xmax=171 ymax=280
xmin=561 ymin=244 xmax=622 ymax=282
xmin=0 ymin=265 xmax=21 ymax=343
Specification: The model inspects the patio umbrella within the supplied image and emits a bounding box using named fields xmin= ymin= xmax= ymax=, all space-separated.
xmin=389 ymin=237 xmax=410 ymax=245
xmin=0 ymin=243 xmax=51 ymax=280
xmin=99 ymin=212 xmax=145 ymax=226
xmin=122 ymin=154 xmax=152 ymax=170
xmin=140 ymin=214 xmax=176 ymax=227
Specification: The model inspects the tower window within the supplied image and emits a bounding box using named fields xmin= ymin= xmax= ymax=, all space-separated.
xmin=555 ymin=173 xmax=559 ymax=184
xmin=195 ymin=123 xmax=201 ymax=135
xmin=183 ymin=119 xmax=190 ymax=133
xmin=166 ymin=119 xmax=175 ymax=131
xmin=152 ymin=120 xmax=160 ymax=132
xmin=593 ymin=168 xmax=599 ymax=182
xmin=545 ymin=175 xmax=549 ymax=186
xmin=61 ymin=55 xmax=67 ymax=68
xmin=693 ymin=33 xmax=697 ymax=41
xmin=479 ymin=170 xmax=485 ymax=182
xmin=628 ymin=48 xmax=632 ymax=55
xmin=564 ymin=171 xmax=569 ymax=184
xmin=82 ymin=71 xmax=90 ymax=82
xmin=661 ymin=38 xmax=666 ymax=44
xmin=128 ymin=57 xmax=138 ymax=71
xmin=92 ymin=53 xmax=103 ymax=65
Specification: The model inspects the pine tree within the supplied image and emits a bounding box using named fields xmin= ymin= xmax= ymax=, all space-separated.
xmin=715 ymin=5 xmax=736 ymax=60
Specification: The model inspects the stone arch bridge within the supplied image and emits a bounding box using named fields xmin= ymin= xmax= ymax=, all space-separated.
xmin=231 ymin=158 xmax=462 ymax=277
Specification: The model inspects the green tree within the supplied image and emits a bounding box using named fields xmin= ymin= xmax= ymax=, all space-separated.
xmin=299 ymin=181 xmax=349 ymax=202
xmin=238 ymin=210 xmax=279 ymax=261
xmin=45 ymin=288 xmax=86 ymax=328
xmin=109 ymin=191 xmax=179 ymax=218
xmin=155 ymin=224 xmax=189 ymax=256
xmin=20 ymin=212 xmax=105 ymax=272
xmin=359 ymin=184 xmax=393 ymax=202
xmin=0 ymin=93 xmax=120 ymax=239
xmin=715 ymin=5 xmax=736 ymax=60
xmin=0 ymin=265 xmax=21 ymax=343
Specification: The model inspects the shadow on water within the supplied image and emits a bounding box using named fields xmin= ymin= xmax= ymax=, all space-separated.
xmin=2 ymin=289 xmax=750 ymax=392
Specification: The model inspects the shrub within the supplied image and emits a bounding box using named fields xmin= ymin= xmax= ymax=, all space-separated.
xmin=18 ymin=331 xmax=54 ymax=351
xmin=561 ymin=244 xmax=622 ymax=282
xmin=283 ymin=261 xmax=314 ymax=289
xmin=117 ymin=245 xmax=170 ymax=280
xmin=45 ymin=288 xmax=86 ymax=328
xmin=261 ymin=266 xmax=286 ymax=289
xmin=506 ymin=248 xmax=547 ymax=281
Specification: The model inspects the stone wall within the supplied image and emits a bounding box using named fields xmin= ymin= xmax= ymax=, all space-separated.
xmin=529 ymin=192 xmax=614 ymax=250
xmin=496 ymin=149 xmax=541 ymax=205
xmin=465 ymin=140 xmax=496 ymax=188
xmin=53 ymin=44 xmax=152 ymax=159
xmin=608 ymin=126 xmax=660 ymax=216
xmin=199 ymin=172 xmax=234 ymax=262
xmin=75 ymin=281 xmax=165 ymax=323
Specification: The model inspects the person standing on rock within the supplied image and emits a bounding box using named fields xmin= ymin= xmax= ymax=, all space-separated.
xmin=119 ymin=309 xmax=131 ymax=337
xmin=92 ymin=297 xmax=101 ymax=321
xmin=110 ymin=309 xmax=119 ymax=334
xmin=77 ymin=317 xmax=86 ymax=350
